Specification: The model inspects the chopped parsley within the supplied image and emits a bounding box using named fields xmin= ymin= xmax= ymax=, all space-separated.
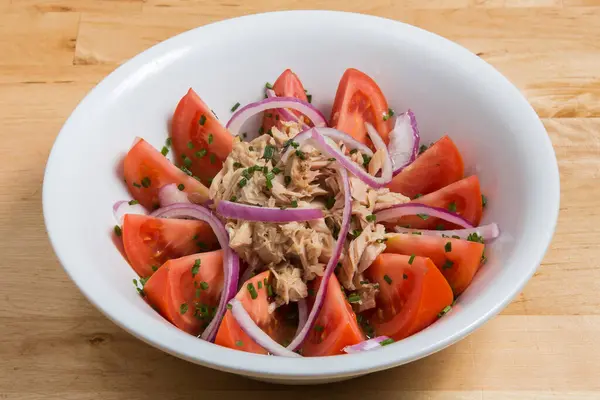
xmin=448 ymin=201 xmax=457 ymax=213
xmin=180 ymin=303 xmax=188 ymax=315
xmin=198 ymin=115 xmax=206 ymax=125
xmin=195 ymin=148 xmax=207 ymax=158
xmin=445 ymin=242 xmax=452 ymax=252
xmin=231 ymin=102 xmax=241 ymax=112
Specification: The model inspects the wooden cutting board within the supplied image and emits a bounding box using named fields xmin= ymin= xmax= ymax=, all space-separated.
xmin=1 ymin=0 xmax=599 ymax=398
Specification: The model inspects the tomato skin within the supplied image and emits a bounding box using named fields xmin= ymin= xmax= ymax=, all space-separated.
xmin=215 ymin=271 xmax=286 ymax=354
xmin=385 ymin=234 xmax=485 ymax=296
xmin=365 ymin=254 xmax=453 ymax=341
xmin=171 ymin=88 xmax=233 ymax=186
xmin=330 ymin=68 xmax=392 ymax=146
xmin=301 ymin=275 xmax=365 ymax=357
xmin=123 ymin=138 xmax=210 ymax=209
xmin=387 ymin=135 xmax=464 ymax=199
xmin=261 ymin=69 xmax=309 ymax=132
xmin=122 ymin=214 xmax=218 ymax=277
xmin=394 ymin=176 xmax=483 ymax=230
xmin=144 ymin=250 xmax=224 ymax=335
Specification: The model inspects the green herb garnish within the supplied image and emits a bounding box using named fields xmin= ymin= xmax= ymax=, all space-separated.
xmin=199 ymin=115 xmax=206 ymax=125
xmin=383 ymin=274 xmax=393 ymax=284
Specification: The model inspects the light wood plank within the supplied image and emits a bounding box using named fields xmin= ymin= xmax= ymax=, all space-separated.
xmin=10 ymin=0 xmax=143 ymax=13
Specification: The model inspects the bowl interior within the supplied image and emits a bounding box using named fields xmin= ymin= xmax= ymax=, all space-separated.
xmin=43 ymin=11 xmax=559 ymax=381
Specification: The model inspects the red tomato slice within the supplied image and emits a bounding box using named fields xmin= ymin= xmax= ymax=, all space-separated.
xmin=301 ymin=275 xmax=365 ymax=356
xmin=387 ymin=135 xmax=464 ymax=199
xmin=330 ymin=68 xmax=392 ymax=146
xmin=261 ymin=69 xmax=309 ymax=133
xmin=123 ymin=138 xmax=210 ymax=210
xmin=144 ymin=250 xmax=224 ymax=335
xmin=215 ymin=271 xmax=288 ymax=354
xmin=385 ymin=234 xmax=485 ymax=296
xmin=171 ymin=89 xmax=234 ymax=186
xmin=395 ymin=176 xmax=483 ymax=230
xmin=122 ymin=214 xmax=218 ymax=277
xmin=365 ymin=254 xmax=453 ymax=341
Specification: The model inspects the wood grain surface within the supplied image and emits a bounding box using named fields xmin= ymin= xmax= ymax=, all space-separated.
xmin=1 ymin=0 xmax=599 ymax=398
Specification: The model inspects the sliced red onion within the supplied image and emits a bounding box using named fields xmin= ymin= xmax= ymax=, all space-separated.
xmin=217 ymin=200 xmax=323 ymax=223
xmin=150 ymin=203 xmax=239 ymax=342
xmin=375 ymin=203 xmax=474 ymax=229
xmin=389 ymin=110 xmax=420 ymax=176
xmin=395 ymin=223 xmax=500 ymax=241
xmin=280 ymin=127 xmax=373 ymax=165
xmin=113 ymin=200 xmax=147 ymax=224
xmin=294 ymin=298 xmax=308 ymax=339
xmin=229 ymin=299 xmax=301 ymax=357
xmin=310 ymin=126 xmax=392 ymax=189
xmin=287 ymin=167 xmax=351 ymax=350
xmin=344 ymin=336 xmax=393 ymax=354
xmin=226 ymin=97 xmax=327 ymax=139
xmin=158 ymin=183 xmax=191 ymax=207
xmin=265 ymin=89 xmax=310 ymax=130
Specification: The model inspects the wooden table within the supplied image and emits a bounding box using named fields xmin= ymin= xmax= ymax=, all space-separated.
xmin=1 ymin=0 xmax=599 ymax=398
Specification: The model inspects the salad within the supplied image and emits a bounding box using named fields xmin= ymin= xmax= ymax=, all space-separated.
xmin=113 ymin=68 xmax=500 ymax=357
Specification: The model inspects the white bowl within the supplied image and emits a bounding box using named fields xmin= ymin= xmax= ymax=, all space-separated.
xmin=43 ymin=10 xmax=559 ymax=384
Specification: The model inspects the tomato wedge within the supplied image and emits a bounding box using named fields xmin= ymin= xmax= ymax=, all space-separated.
xmin=330 ymin=68 xmax=392 ymax=146
xmin=122 ymin=214 xmax=218 ymax=277
xmin=171 ymin=89 xmax=234 ymax=186
xmin=385 ymin=234 xmax=485 ymax=296
xmin=394 ymin=176 xmax=483 ymax=230
xmin=365 ymin=253 xmax=453 ymax=341
xmin=387 ymin=135 xmax=464 ymax=199
xmin=123 ymin=138 xmax=210 ymax=210
xmin=301 ymin=274 xmax=365 ymax=356
xmin=215 ymin=271 xmax=288 ymax=354
xmin=262 ymin=69 xmax=309 ymax=133
xmin=144 ymin=250 xmax=224 ymax=335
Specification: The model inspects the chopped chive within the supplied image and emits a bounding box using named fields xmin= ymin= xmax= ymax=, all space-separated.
xmin=403 ymin=273 xmax=408 ymax=280
xmin=267 ymin=284 xmax=274 ymax=297
xmin=165 ymin=137 xmax=172 ymax=147
xmin=348 ymin=293 xmax=361 ymax=303
xmin=351 ymin=229 xmax=363 ymax=238
xmin=180 ymin=165 xmax=193 ymax=176
xmin=445 ymin=242 xmax=452 ymax=252
xmin=132 ymin=182 xmax=141 ymax=188
xmin=443 ymin=259 xmax=454 ymax=270
xmin=141 ymin=176 xmax=151 ymax=188
xmin=366 ymin=214 xmax=376 ymax=223
xmin=192 ymin=234 xmax=199 ymax=240
xmin=436 ymin=224 xmax=445 ymax=230
xmin=452 ymin=235 xmax=461 ymax=239
xmin=438 ymin=305 xmax=452 ymax=318
xmin=192 ymin=259 xmax=201 ymax=277
xmin=235 ymin=340 xmax=244 ymax=347
xmin=418 ymin=144 xmax=429 ymax=155
xmin=247 ymin=283 xmax=258 ymax=299
xmin=128 ymin=200 xmax=139 ymax=205
xmin=290 ymin=200 xmax=298 ymax=208
xmin=114 ymin=225 xmax=122 ymax=236
xmin=416 ymin=213 xmax=429 ymax=220
xmin=199 ymin=115 xmax=206 ymax=125
xmin=327 ymin=157 xmax=336 ymax=162
xmin=408 ymin=254 xmax=415 ymax=265
xmin=195 ymin=148 xmax=207 ymax=158
xmin=383 ymin=274 xmax=392 ymax=285
xmin=231 ymin=102 xmax=241 ymax=112
xmin=262 ymin=145 xmax=275 ymax=160
xmin=284 ymin=176 xmax=292 ymax=186
xmin=230 ymin=195 xmax=237 ymax=202
xmin=467 ymin=232 xmax=484 ymax=244
xmin=325 ymin=197 xmax=335 ymax=210
xmin=186 ymin=141 xmax=194 ymax=149
xmin=161 ymin=146 xmax=169 ymax=156
xmin=258 ymin=281 xmax=263 ymax=289
xmin=448 ymin=201 xmax=457 ymax=213
xmin=207 ymin=134 xmax=213 ymax=144
xmin=197 ymin=241 xmax=208 ymax=250
xmin=295 ymin=149 xmax=306 ymax=160
xmin=183 ymin=155 xmax=192 ymax=167
xmin=151 ymin=265 xmax=159 ymax=272
xmin=482 ymin=194 xmax=488 ymax=208
xmin=233 ymin=162 xmax=242 ymax=168
xmin=349 ymin=149 xmax=358 ymax=155
xmin=195 ymin=288 xmax=201 ymax=298
xmin=314 ymin=325 xmax=324 ymax=332
xmin=272 ymin=167 xmax=281 ymax=174
xmin=380 ymin=338 xmax=395 ymax=346
xmin=362 ymin=154 xmax=371 ymax=167
xmin=265 ymin=82 xmax=273 ymax=89
xmin=180 ymin=303 xmax=188 ymax=315
xmin=227 ymin=303 xmax=233 ymax=310
xmin=209 ymin=153 xmax=216 ymax=164
xmin=238 ymin=178 xmax=248 ymax=188
xmin=177 ymin=184 xmax=185 ymax=191
xmin=306 ymin=94 xmax=312 ymax=103
xmin=413 ymin=193 xmax=423 ymax=199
